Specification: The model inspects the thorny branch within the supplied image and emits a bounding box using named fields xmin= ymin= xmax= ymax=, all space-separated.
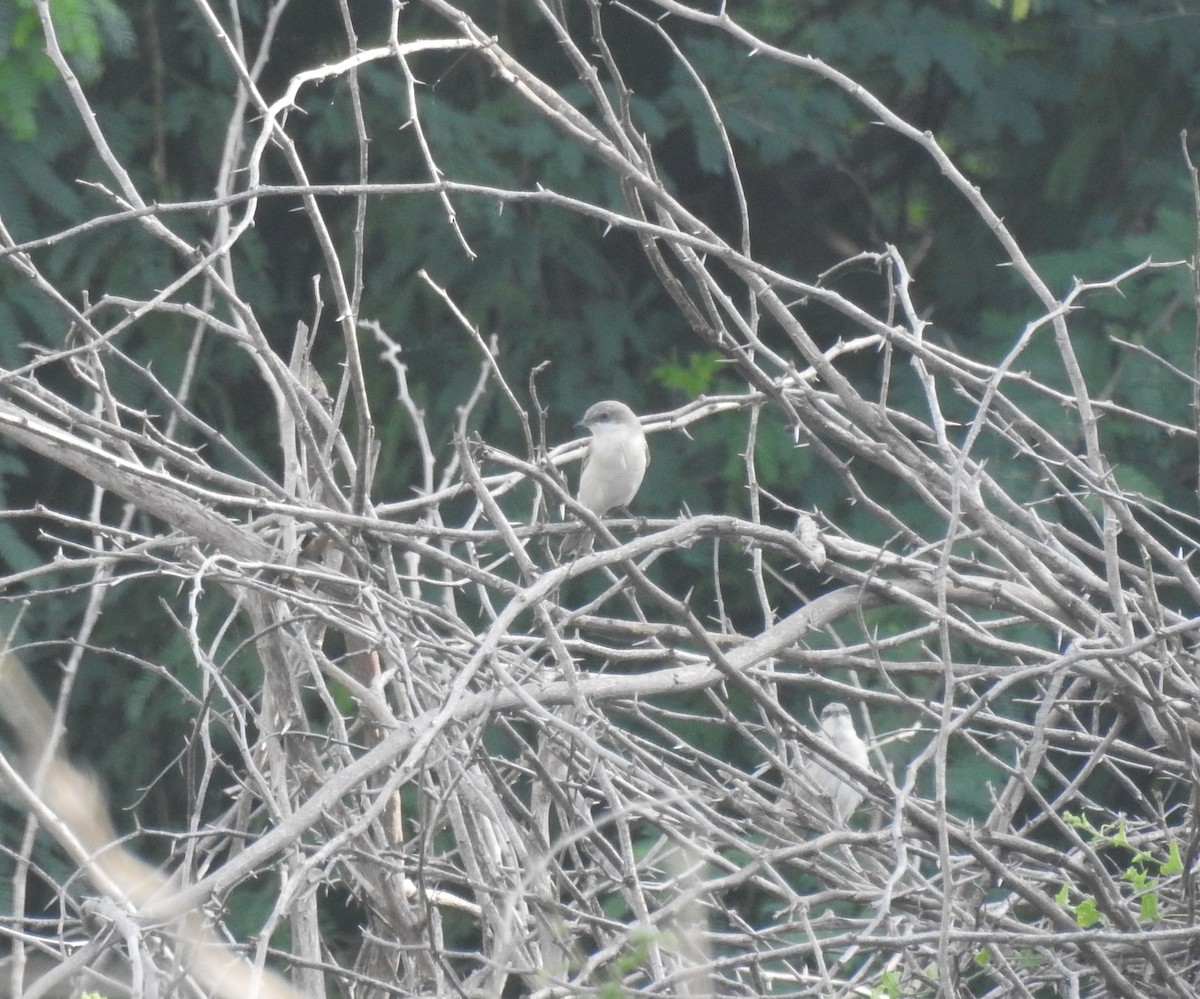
xmin=1 ymin=3 xmax=1199 ymax=999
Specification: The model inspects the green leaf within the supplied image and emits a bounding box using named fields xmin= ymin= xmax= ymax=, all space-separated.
xmin=1054 ymin=882 xmax=1070 ymax=905
xmin=1161 ymin=840 xmax=1184 ymax=876
xmin=1139 ymin=891 xmax=1160 ymax=924
xmin=987 ymin=0 xmax=1032 ymax=22
xmin=1074 ymin=897 xmax=1100 ymax=928
xmin=873 ymin=969 xmax=903 ymax=999
xmin=973 ymin=946 xmax=991 ymax=966
xmin=1122 ymin=866 xmax=1149 ymax=892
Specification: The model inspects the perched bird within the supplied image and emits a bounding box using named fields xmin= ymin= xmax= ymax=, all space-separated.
xmin=806 ymin=702 xmax=871 ymax=823
xmin=561 ymin=400 xmax=649 ymax=558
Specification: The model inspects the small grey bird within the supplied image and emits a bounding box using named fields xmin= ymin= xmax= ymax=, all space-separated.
xmin=561 ymin=400 xmax=649 ymax=557
xmin=806 ymin=702 xmax=871 ymax=823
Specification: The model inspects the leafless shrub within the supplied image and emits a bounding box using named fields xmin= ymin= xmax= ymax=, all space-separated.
xmin=1 ymin=2 xmax=1199 ymax=998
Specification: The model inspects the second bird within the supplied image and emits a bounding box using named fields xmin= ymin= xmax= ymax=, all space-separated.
xmin=806 ymin=702 xmax=872 ymax=824
xmin=561 ymin=400 xmax=649 ymax=558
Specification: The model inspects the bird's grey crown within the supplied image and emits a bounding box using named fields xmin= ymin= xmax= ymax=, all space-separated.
xmin=582 ymin=401 xmax=622 ymax=425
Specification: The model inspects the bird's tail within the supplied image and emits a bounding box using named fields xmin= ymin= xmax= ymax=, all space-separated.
xmin=559 ymin=527 xmax=595 ymax=560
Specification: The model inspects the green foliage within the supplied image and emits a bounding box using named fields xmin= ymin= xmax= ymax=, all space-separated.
xmin=0 ymin=0 xmax=132 ymax=140
xmin=872 ymin=968 xmax=918 ymax=999
xmin=651 ymin=351 xmax=722 ymax=396
xmin=873 ymin=969 xmax=901 ymax=999
xmin=987 ymin=0 xmax=1033 ymax=22
xmin=1057 ymin=811 xmax=1184 ymax=928
xmin=596 ymin=926 xmax=658 ymax=998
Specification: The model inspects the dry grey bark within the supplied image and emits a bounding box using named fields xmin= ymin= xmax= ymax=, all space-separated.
xmin=1 ymin=2 xmax=1199 ymax=998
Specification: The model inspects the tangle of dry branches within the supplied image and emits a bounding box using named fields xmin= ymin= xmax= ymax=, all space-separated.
xmin=1 ymin=3 xmax=1199 ymax=998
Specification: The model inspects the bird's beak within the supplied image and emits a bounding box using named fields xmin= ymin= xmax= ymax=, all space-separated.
xmin=574 ymin=418 xmax=589 ymax=429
